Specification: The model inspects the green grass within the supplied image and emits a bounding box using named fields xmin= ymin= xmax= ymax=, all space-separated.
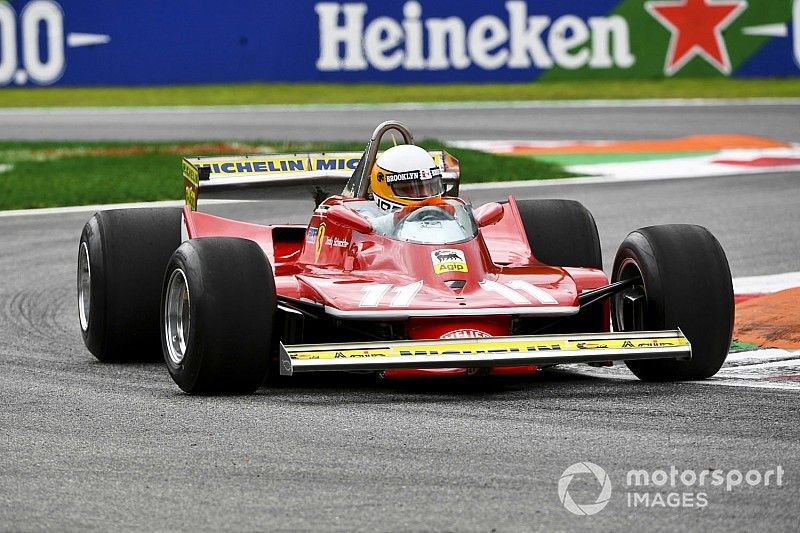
xmin=2 ymin=78 xmax=799 ymax=107
xmin=730 ymin=339 xmax=760 ymax=353
xmin=0 ymin=140 xmax=573 ymax=210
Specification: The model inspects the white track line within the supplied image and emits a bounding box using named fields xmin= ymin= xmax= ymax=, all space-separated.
xmin=726 ymin=350 xmax=800 ymax=366
xmin=699 ymin=378 xmax=800 ymax=391
xmin=1 ymin=98 xmax=799 ymax=116
xmin=0 ymin=198 xmax=264 ymax=218
xmin=0 ymin=199 xmax=184 ymax=218
xmin=562 ymin=349 xmax=800 ymax=391
xmin=459 ymin=172 xmax=724 ymax=191
xmin=450 ymin=141 xmax=800 ymax=183
xmin=733 ymin=271 xmax=800 ymax=294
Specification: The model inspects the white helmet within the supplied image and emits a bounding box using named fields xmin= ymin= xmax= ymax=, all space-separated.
xmin=370 ymin=144 xmax=444 ymax=210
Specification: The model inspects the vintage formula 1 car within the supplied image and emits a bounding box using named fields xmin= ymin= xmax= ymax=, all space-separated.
xmin=77 ymin=121 xmax=734 ymax=394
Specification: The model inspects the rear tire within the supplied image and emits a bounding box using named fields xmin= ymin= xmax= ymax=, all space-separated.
xmin=612 ymin=224 xmax=734 ymax=381
xmin=161 ymin=238 xmax=276 ymax=394
xmin=515 ymin=199 xmax=602 ymax=268
xmin=78 ymin=208 xmax=182 ymax=362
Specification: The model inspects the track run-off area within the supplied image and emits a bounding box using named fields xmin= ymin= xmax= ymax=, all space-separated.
xmin=0 ymin=101 xmax=798 ymax=530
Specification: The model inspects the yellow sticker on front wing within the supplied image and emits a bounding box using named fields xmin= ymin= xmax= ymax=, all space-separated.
xmin=567 ymin=338 xmax=690 ymax=350
xmin=290 ymin=336 xmax=689 ymax=360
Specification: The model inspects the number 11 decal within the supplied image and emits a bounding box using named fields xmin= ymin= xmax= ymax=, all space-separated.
xmin=480 ymin=280 xmax=558 ymax=305
xmin=360 ymin=281 xmax=423 ymax=308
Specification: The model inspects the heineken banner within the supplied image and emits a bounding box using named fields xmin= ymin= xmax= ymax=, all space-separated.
xmin=0 ymin=0 xmax=798 ymax=86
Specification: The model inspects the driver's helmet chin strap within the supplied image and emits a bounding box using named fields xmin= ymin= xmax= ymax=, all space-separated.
xmin=393 ymin=196 xmax=454 ymax=222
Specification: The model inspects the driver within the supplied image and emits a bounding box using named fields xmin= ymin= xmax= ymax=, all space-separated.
xmin=369 ymin=144 xmax=445 ymax=211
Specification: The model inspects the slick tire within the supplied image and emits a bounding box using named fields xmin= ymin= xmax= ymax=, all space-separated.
xmin=161 ymin=238 xmax=276 ymax=394
xmin=515 ymin=199 xmax=602 ymax=269
xmin=612 ymin=225 xmax=734 ymax=381
xmin=515 ymin=199 xmax=604 ymax=333
xmin=78 ymin=208 xmax=182 ymax=362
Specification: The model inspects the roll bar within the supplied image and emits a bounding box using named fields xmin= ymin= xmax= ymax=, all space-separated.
xmin=342 ymin=120 xmax=415 ymax=199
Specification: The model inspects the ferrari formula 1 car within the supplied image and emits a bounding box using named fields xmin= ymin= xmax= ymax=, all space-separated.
xmin=77 ymin=121 xmax=734 ymax=394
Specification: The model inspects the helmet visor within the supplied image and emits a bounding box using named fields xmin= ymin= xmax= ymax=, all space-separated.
xmin=388 ymin=168 xmax=444 ymax=199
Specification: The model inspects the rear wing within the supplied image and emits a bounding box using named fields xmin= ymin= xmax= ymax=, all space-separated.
xmin=181 ymin=150 xmax=460 ymax=209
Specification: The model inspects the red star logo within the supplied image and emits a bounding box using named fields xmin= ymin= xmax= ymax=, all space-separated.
xmin=645 ymin=0 xmax=747 ymax=76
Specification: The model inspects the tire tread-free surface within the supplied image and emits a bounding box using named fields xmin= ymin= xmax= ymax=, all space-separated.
xmin=79 ymin=207 xmax=181 ymax=362
xmin=516 ymin=199 xmax=602 ymax=268
xmin=163 ymin=237 xmax=276 ymax=394
xmin=613 ymin=224 xmax=734 ymax=380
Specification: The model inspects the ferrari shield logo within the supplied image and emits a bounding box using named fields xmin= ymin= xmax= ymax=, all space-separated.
xmin=314 ymin=223 xmax=326 ymax=261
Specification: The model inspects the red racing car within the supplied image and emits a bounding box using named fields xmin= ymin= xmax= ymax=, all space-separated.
xmin=77 ymin=121 xmax=734 ymax=394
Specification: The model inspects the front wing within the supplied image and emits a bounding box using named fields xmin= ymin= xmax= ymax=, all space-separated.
xmin=279 ymin=330 xmax=690 ymax=376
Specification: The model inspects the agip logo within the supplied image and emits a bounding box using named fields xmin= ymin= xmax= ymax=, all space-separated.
xmin=431 ymin=249 xmax=468 ymax=274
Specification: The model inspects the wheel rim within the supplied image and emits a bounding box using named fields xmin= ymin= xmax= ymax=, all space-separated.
xmin=78 ymin=242 xmax=91 ymax=332
xmin=164 ymin=268 xmax=191 ymax=365
xmin=614 ymin=258 xmax=646 ymax=331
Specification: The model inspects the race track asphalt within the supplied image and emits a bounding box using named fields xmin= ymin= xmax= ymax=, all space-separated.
xmin=1 ymin=169 xmax=799 ymax=531
xmin=0 ymin=174 xmax=800 ymax=531
xmin=1 ymin=101 xmax=800 ymax=143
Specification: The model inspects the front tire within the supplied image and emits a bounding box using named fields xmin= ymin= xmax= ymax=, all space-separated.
xmin=78 ymin=208 xmax=182 ymax=362
xmin=161 ymin=238 xmax=276 ymax=394
xmin=612 ymin=225 xmax=734 ymax=381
